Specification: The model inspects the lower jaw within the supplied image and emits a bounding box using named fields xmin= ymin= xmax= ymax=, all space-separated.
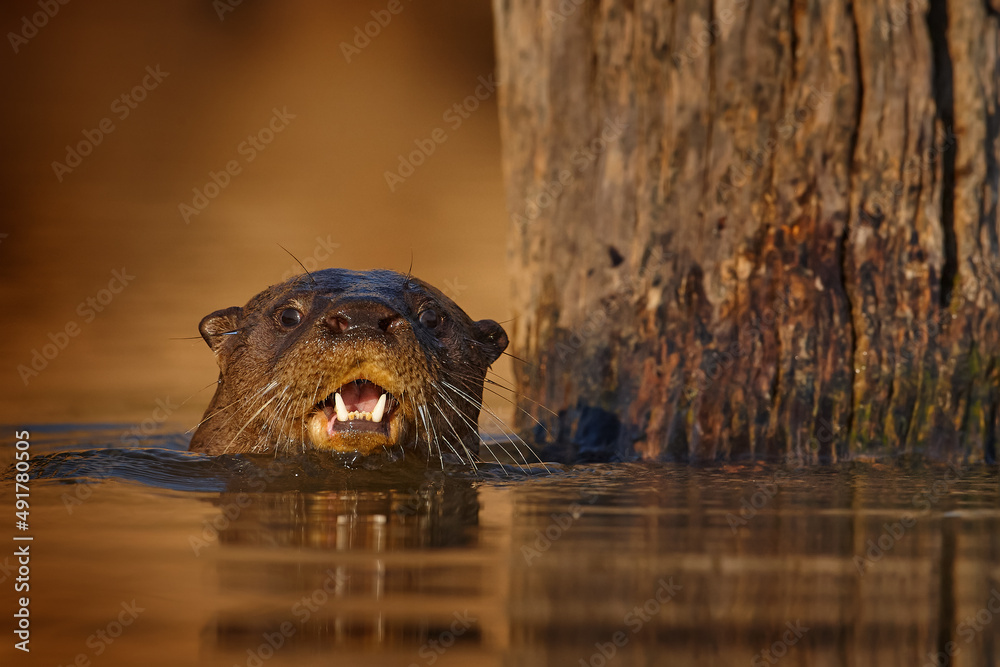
xmin=306 ymin=413 xmax=397 ymax=454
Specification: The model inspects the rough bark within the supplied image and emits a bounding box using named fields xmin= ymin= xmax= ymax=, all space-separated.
xmin=493 ymin=0 xmax=1000 ymax=463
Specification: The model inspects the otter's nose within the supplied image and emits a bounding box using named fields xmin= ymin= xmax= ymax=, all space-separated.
xmin=326 ymin=300 xmax=405 ymax=334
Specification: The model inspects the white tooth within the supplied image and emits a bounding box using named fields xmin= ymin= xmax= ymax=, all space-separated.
xmin=334 ymin=393 xmax=350 ymax=421
xmin=371 ymin=393 xmax=387 ymax=423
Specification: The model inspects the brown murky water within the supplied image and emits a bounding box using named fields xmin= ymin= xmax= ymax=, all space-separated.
xmin=4 ymin=3 xmax=1000 ymax=666
xmin=0 ymin=0 xmax=512 ymax=427
xmin=2 ymin=431 xmax=1000 ymax=666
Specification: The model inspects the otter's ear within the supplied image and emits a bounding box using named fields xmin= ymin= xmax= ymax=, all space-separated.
xmin=199 ymin=306 xmax=243 ymax=353
xmin=473 ymin=319 xmax=508 ymax=365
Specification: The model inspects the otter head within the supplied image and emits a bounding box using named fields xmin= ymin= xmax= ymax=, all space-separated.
xmin=188 ymin=269 xmax=508 ymax=459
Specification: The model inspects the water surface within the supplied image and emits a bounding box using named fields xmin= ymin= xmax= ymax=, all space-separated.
xmin=2 ymin=426 xmax=999 ymax=666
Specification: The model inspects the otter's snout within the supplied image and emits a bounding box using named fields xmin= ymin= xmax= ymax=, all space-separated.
xmin=325 ymin=300 xmax=406 ymax=335
xmin=190 ymin=267 xmax=497 ymax=458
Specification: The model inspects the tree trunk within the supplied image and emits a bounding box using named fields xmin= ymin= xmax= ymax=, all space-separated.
xmin=492 ymin=0 xmax=1000 ymax=463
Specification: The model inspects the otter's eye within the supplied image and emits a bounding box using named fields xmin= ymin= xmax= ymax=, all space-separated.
xmin=418 ymin=308 xmax=441 ymax=330
xmin=278 ymin=308 xmax=302 ymax=328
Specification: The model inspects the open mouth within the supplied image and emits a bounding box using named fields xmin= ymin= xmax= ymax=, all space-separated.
xmin=307 ymin=379 xmax=401 ymax=452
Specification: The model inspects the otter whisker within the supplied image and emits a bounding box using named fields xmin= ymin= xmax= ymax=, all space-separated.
xmin=269 ymin=386 xmax=300 ymax=457
xmin=183 ymin=380 xmax=234 ymax=434
xmin=299 ymin=374 xmax=325 ymax=453
xmin=428 ymin=393 xmax=479 ymax=471
xmin=442 ymin=381 xmax=538 ymax=454
xmin=409 ymin=394 xmax=436 ymax=469
xmin=424 ymin=399 xmax=461 ymax=466
xmin=499 ymin=349 xmax=534 ymax=367
xmin=207 ymin=380 xmax=281 ymax=444
xmin=418 ymin=402 xmax=445 ymax=470
xmin=189 ymin=267 xmax=517 ymax=465
xmin=473 ymin=367 xmax=560 ymax=423
xmin=405 ymin=394 xmax=418 ymax=444
xmin=225 ymin=393 xmax=283 ymax=453
xmin=254 ymin=381 xmax=288 ymax=432
xmin=278 ymin=244 xmax=317 ymax=286
xmin=482 ymin=375 xmax=517 ymax=392
xmin=447 ymin=367 xmax=555 ymax=445
xmin=480 ymin=382 xmax=555 ymax=430
xmin=438 ymin=380 xmax=541 ymax=472
xmin=189 ymin=379 xmax=277 ymax=432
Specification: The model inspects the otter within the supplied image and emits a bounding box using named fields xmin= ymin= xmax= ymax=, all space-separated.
xmin=188 ymin=268 xmax=509 ymax=461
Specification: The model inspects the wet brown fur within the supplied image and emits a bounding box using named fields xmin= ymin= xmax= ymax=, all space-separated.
xmin=189 ymin=269 xmax=508 ymax=459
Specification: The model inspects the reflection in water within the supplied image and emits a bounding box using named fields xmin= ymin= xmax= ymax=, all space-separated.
xmin=5 ymin=432 xmax=1000 ymax=666
xmin=205 ymin=481 xmax=482 ymax=661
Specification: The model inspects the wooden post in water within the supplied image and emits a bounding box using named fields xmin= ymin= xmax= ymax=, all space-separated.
xmin=492 ymin=0 xmax=1000 ymax=463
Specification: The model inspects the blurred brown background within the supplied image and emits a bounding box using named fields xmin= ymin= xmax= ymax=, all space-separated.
xmin=0 ymin=0 xmax=514 ymax=431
